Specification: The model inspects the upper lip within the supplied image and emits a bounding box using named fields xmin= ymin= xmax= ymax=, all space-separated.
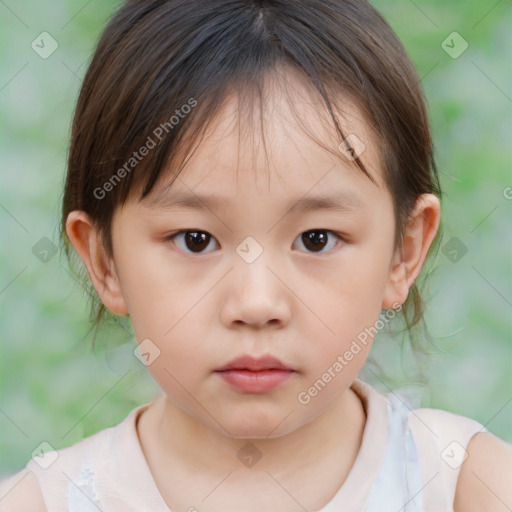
xmin=215 ymin=355 xmax=293 ymax=372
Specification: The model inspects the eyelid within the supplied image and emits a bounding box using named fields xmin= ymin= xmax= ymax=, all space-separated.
xmin=166 ymin=230 xmax=220 ymax=255
xmin=165 ymin=229 xmax=345 ymax=255
xmin=293 ymin=229 xmax=344 ymax=254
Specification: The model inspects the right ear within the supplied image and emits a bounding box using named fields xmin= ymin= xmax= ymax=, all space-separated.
xmin=65 ymin=211 xmax=128 ymax=316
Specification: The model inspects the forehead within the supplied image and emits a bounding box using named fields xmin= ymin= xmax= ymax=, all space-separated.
xmin=143 ymin=67 xmax=386 ymax=208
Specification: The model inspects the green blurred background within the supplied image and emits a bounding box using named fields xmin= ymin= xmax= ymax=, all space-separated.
xmin=1 ymin=0 xmax=511 ymax=478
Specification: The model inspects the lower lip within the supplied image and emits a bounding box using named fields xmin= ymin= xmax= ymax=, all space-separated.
xmin=216 ymin=369 xmax=294 ymax=393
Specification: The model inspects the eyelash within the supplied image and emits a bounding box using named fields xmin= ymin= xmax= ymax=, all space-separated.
xmin=165 ymin=229 xmax=345 ymax=255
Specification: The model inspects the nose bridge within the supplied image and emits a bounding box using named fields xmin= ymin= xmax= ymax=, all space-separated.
xmin=221 ymin=235 xmax=291 ymax=328
xmin=234 ymin=235 xmax=278 ymax=297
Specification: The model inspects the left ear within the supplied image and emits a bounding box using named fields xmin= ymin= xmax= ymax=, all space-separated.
xmin=382 ymin=193 xmax=441 ymax=309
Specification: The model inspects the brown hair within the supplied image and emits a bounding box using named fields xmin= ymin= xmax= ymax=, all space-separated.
xmin=61 ymin=0 xmax=442 ymax=348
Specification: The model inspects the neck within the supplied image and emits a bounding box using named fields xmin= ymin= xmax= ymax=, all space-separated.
xmin=138 ymin=384 xmax=366 ymax=488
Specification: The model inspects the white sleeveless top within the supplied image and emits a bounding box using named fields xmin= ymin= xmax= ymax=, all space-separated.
xmin=23 ymin=379 xmax=487 ymax=511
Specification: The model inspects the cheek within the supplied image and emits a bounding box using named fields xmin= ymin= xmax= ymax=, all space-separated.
xmin=132 ymin=304 xmax=211 ymax=407
xmin=114 ymin=241 xmax=205 ymax=336
xmin=118 ymin=254 xmax=216 ymax=374
xmin=305 ymin=248 xmax=390 ymax=325
xmin=296 ymin=245 xmax=392 ymax=368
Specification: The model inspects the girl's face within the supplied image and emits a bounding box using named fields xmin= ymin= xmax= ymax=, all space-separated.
xmin=109 ymin=81 xmax=401 ymax=439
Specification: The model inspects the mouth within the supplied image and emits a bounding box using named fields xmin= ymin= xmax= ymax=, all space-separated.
xmin=214 ymin=355 xmax=295 ymax=393
xmin=215 ymin=355 xmax=293 ymax=372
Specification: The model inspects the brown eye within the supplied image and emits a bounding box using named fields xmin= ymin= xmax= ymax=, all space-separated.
xmin=296 ymin=230 xmax=341 ymax=253
xmin=171 ymin=230 xmax=218 ymax=254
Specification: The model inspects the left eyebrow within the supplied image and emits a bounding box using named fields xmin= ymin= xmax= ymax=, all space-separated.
xmin=144 ymin=189 xmax=365 ymax=213
xmin=285 ymin=191 xmax=365 ymax=214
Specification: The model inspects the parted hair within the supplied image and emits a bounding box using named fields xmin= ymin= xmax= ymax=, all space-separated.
xmin=61 ymin=0 xmax=442 ymax=349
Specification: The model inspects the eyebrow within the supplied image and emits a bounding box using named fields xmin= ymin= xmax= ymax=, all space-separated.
xmin=145 ymin=189 xmax=365 ymax=214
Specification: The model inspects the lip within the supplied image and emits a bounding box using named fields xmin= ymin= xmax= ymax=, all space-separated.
xmin=215 ymin=355 xmax=292 ymax=372
xmin=215 ymin=355 xmax=295 ymax=393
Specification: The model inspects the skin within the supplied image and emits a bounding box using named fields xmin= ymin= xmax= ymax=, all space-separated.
xmin=3 ymin=70 xmax=510 ymax=511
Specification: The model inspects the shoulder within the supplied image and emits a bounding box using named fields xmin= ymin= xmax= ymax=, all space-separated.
xmin=453 ymin=431 xmax=512 ymax=512
xmin=406 ymin=405 xmax=487 ymax=457
xmin=0 ymin=424 xmax=114 ymax=512
xmin=0 ymin=426 xmax=111 ymax=512
xmin=0 ymin=404 xmax=148 ymax=512
xmin=405 ymin=405 xmax=512 ymax=510
xmin=0 ymin=468 xmax=47 ymax=512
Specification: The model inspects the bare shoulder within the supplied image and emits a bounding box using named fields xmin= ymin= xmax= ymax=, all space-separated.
xmin=0 ymin=468 xmax=47 ymax=512
xmin=454 ymin=431 xmax=512 ymax=512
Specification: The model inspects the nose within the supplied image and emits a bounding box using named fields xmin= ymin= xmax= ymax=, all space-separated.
xmin=220 ymin=250 xmax=292 ymax=330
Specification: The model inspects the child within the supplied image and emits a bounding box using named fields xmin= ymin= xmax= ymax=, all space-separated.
xmin=2 ymin=0 xmax=511 ymax=510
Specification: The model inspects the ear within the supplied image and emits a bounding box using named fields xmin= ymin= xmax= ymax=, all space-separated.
xmin=382 ymin=194 xmax=441 ymax=309
xmin=65 ymin=211 xmax=128 ymax=316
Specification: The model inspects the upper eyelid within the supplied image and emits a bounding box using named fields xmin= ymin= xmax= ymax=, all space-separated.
xmin=166 ymin=229 xmax=343 ymax=239
xmin=167 ymin=229 xmax=344 ymax=251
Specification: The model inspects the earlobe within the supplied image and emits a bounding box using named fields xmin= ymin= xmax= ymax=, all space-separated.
xmin=382 ymin=194 xmax=441 ymax=309
xmin=382 ymin=255 xmax=409 ymax=309
xmin=65 ymin=211 xmax=128 ymax=316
